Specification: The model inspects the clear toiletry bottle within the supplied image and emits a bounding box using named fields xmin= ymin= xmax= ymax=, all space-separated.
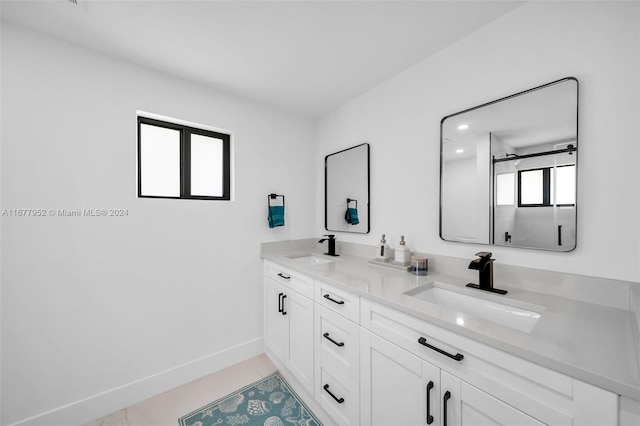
xmin=377 ymin=234 xmax=390 ymax=261
xmin=394 ymin=235 xmax=411 ymax=266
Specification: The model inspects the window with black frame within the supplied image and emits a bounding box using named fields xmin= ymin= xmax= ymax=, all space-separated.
xmin=518 ymin=164 xmax=575 ymax=207
xmin=137 ymin=116 xmax=231 ymax=200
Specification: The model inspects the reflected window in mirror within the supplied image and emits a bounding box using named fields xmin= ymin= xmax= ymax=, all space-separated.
xmin=496 ymin=173 xmax=515 ymax=206
xmin=518 ymin=165 xmax=575 ymax=207
xmin=519 ymin=168 xmax=549 ymax=206
xmin=555 ymin=165 xmax=576 ymax=205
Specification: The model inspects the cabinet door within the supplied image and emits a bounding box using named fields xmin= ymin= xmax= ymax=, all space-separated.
xmin=264 ymin=278 xmax=287 ymax=362
xmin=440 ymin=370 xmax=544 ymax=426
xmin=287 ymin=289 xmax=315 ymax=395
xmin=361 ymin=330 xmax=441 ymax=426
xmin=459 ymin=382 xmax=545 ymax=426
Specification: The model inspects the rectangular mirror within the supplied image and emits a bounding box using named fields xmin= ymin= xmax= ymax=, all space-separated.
xmin=325 ymin=143 xmax=370 ymax=233
xmin=440 ymin=77 xmax=578 ymax=251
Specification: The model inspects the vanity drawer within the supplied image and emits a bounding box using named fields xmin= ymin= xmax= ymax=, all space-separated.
xmin=317 ymin=363 xmax=359 ymax=426
xmin=264 ymin=261 xmax=313 ymax=299
xmin=315 ymin=281 xmax=360 ymax=323
xmin=361 ymin=300 xmax=585 ymax=426
xmin=315 ymin=306 xmax=359 ymax=380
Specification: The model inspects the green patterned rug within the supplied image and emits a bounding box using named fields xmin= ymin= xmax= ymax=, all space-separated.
xmin=178 ymin=371 xmax=322 ymax=426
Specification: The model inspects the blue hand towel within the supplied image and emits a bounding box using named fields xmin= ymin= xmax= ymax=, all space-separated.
xmin=268 ymin=205 xmax=285 ymax=228
xmin=345 ymin=207 xmax=359 ymax=225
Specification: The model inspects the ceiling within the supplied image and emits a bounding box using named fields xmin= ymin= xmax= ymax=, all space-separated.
xmin=1 ymin=1 xmax=524 ymax=117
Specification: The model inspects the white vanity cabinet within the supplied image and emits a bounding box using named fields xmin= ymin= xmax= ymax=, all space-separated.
xmin=263 ymin=258 xmax=623 ymax=426
xmin=361 ymin=299 xmax=619 ymax=426
xmin=360 ymin=329 xmax=544 ymax=426
xmin=263 ymin=261 xmax=315 ymax=395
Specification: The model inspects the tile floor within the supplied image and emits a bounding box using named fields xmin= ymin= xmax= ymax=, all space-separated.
xmin=86 ymin=354 xmax=277 ymax=426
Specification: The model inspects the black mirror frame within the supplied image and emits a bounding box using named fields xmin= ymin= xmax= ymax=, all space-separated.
xmin=439 ymin=77 xmax=579 ymax=251
xmin=325 ymin=143 xmax=370 ymax=234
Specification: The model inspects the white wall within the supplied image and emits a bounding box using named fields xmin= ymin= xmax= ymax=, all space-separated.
xmin=315 ymin=1 xmax=640 ymax=282
xmin=1 ymin=23 xmax=315 ymax=425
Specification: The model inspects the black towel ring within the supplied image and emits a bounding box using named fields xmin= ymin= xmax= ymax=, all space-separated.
xmin=268 ymin=193 xmax=285 ymax=209
xmin=347 ymin=198 xmax=357 ymax=209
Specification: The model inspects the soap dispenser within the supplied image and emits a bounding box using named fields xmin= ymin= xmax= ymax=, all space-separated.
xmin=377 ymin=234 xmax=391 ymax=261
xmin=394 ymin=235 xmax=411 ymax=266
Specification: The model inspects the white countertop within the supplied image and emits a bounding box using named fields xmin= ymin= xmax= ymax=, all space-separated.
xmin=262 ymin=249 xmax=640 ymax=400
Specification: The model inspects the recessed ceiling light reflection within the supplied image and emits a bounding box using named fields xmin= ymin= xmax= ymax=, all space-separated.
xmin=457 ymin=124 xmax=469 ymax=130
xmin=455 ymin=149 xmax=464 ymax=154
xmin=456 ymin=317 xmax=465 ymax=326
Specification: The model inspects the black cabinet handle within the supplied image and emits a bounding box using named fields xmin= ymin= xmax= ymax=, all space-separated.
xmin=323 ymin=332 xmax=345 ymax=347
xmin=278 ymin=293 xmax=283 ymax=313
xmin=443 ymin=391 xmax=451 ymax=426
xmin=323 ymin=384 xmax=344 ymax=404
xmin=281 ymin=294 xmax=287 ymax=315
xmin=323 ymin=294 xmax=345 ymax=305
xmin=426 ymin=381 xmax=434 ymax=425
xmin=418 ymin=337 xmax=464 ymax=362
xmin=277 ymin=273 xmax=291 ymax=280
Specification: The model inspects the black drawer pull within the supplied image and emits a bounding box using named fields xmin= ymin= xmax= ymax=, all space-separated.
xmin=278 ymin=293 xmax=283 ymax=313
xmin=281 ymin=294 xmax=287 ymax=315
xmin=418 ymin=337 xmax=464 ymax=362
xmin=323 ymin=332 xmax=345 ymax=347
xmin=323 ymin=294 xmax=345 ymax=305
xmin=426 ymin=381 xmax=434 ymax=424
xmin=323 ymin=384 xmax=344 ymax=404
xmin=277 ymin=273 xmax=291 ymax=280
xmin=443 ymin=390 xmax=451 ymax=426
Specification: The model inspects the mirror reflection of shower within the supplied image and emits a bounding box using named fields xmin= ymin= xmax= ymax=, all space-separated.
xmin=440 ymin=77 xmax=578 ymax=251
xmin=492 ymin=135 xmax=576 ymax=250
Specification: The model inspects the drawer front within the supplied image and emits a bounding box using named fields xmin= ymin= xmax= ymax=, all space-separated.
xmin=315 ymin=281 xmax=360 ymax=323
xmin=315 ymin=306 xmax=359 ymax=382
xmin=363 ymin=300 xmax=468 ymax=373
xmin=317 ymin=364 xmax=359 ymax=426
xmin=264 ymin=261 xmax=313 ymax=299
xmin=363 ymin=300 xmax=575 ymax=426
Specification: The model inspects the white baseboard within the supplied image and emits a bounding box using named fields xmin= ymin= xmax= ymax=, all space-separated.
xmin=8 ymin=338 xmax=264 ymax=426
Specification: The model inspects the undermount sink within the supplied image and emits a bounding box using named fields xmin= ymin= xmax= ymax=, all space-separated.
xmin=404 ymin=282 xmax=544 ymax=333
xmin=287 ymin=254 xmax=334 ymax=265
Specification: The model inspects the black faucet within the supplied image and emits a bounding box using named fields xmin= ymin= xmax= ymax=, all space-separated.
xmin=318 ymin=234 xmax=339 ymax=257
xmin=466 ymin=252 xmax=507 ymax=295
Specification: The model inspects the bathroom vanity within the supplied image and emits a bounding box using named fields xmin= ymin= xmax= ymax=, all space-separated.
xmin=262 ymin=241 xmax=640 ymax=426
